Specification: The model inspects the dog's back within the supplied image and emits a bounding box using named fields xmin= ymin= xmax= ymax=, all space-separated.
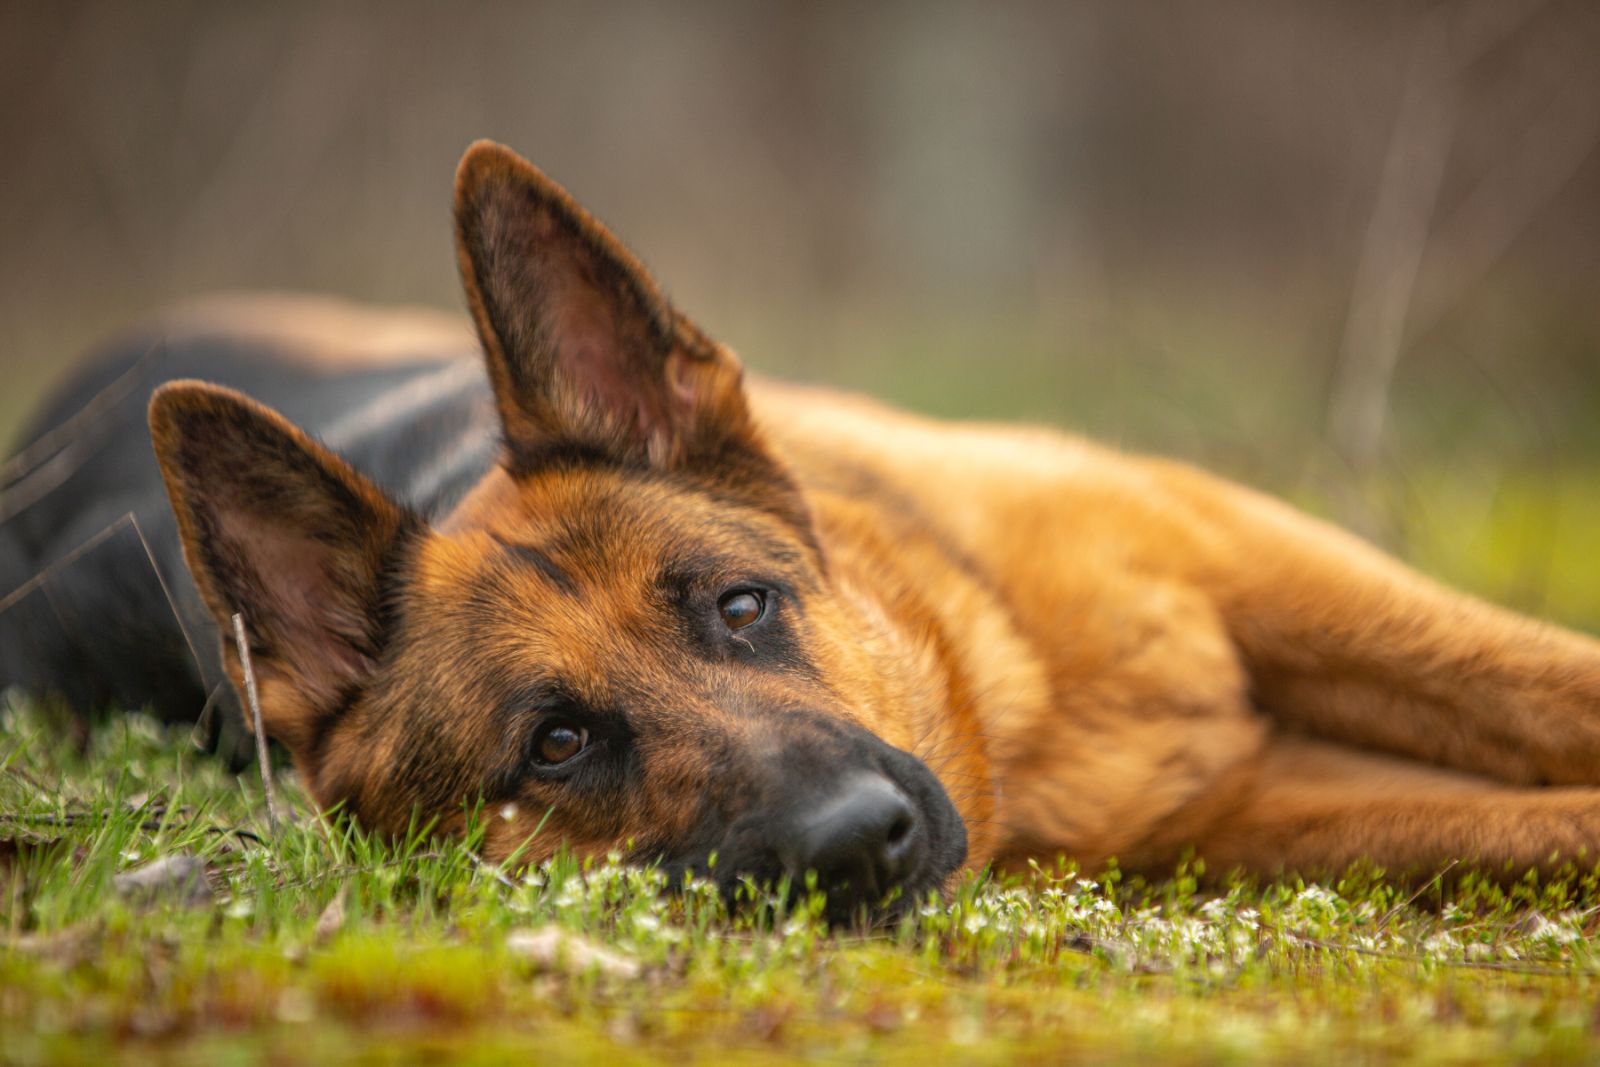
xmin=0 ymin=296 xmax=492 ymax=747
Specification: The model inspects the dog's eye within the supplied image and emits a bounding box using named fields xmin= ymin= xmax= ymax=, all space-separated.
xmin=718 ymin=589 xmax=766 ymax=631
xmin=534 ymin=720 xmax=589 ymax=766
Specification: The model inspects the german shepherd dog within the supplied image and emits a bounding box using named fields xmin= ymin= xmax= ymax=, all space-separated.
xmin=6 ymin=141 xmax=1600 ymax=918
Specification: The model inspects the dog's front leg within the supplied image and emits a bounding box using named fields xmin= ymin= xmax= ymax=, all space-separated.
xmin=1147 ymin=458 xmax=1600 ymax=787
xmin=1190 ymin=733 xmax=1600 ymax=880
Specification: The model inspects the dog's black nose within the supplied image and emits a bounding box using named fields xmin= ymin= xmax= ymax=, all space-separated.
xmin=782 ymin=774 xmax=923 ymax=909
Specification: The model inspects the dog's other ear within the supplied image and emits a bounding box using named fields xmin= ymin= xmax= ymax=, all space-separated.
xmin=453 ymin=140 xmax=756 ymax=470
xmin=149 ymin=382 xmax=414 ymax=758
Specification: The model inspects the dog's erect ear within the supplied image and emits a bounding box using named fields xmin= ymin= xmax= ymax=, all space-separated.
xmin=454 ymin=140 xmax=756 ymax=470
xmin=149 ymin=382 xmax=414 ymax=757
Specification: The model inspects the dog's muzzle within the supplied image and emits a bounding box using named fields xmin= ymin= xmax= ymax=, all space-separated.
xmin=656 ymin=717 xmax=968 ymax=923
xmin=776 ymin=772 xmax=928 ymax=911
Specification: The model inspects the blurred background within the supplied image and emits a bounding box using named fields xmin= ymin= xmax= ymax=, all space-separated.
xmin=2 ymin=1 xmax=1598 ymax=626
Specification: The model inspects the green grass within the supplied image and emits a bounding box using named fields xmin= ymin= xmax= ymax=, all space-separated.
xmin=5 ymin=340 xmax=1600 ymax=1064
xmin=7 ymin=707 xmax=1600 ymax=1065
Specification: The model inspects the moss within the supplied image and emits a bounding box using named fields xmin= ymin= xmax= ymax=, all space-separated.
xmin=6 ymin=706 xmax=1600 ymax=1065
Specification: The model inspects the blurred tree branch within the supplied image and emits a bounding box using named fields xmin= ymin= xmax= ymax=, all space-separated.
xmin=1324 ymin=0 xmax=1599 ymax=538
xmin=1326 ymin=7 xmax=1457 ymax=505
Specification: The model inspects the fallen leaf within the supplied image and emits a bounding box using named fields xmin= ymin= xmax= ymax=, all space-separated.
xmin=113 ymin=854 xmax=212 ymax=907
xmin=314 ymin=885 xmax=348 ymax=945
xmin=5 ymin=924 xmax=93 ymax=962
xmin=864 ymin=999 xmax=902 ymax=1034
xmin=506 ymin=926 xmax=642 ymax=980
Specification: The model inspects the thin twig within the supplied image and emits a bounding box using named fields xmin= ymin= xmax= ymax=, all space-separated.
xmin=0 ymin=514 xmax=134 ymax=617
xmin=0 ymin=763 xmax=50 ymax=794
xmin=466 ymin=848 xmax=522 ymax=890
xmin=188 ymin=682 xmax=226 ymax=754
xmin=128 ymin=512 xmax=210 ymax=700
xmin=1283 ymin=929 xmax=1584 ymax=979
xmin=231 ymin=612 xmax=281 ymax=831
xmin=0 ymin=443 xmax=103 ymax=526
xmin=4 ymin=807 xmax=173 ymax=823
xmin=0 ymin=343 xmax=162 ymax=490
xmin=1375 ymin=859 xmax=1458 ymax=934
xmin=270 ymin=852 xmax=448 ymax=892
xmin=0 ymin=809 xmax=267 ymax=846
xmin=1325 ymin=8 xmax=1455 ymax=522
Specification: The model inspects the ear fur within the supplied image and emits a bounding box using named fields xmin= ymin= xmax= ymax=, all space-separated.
xmin=453 ymin=140 xmax=755 ymax=470
xmin=149 ymin=381 xmax=414 ymax=756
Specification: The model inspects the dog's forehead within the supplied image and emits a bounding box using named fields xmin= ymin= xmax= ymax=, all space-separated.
xmin=393 ymin=465 xmax=821 ymax=703
xmin=419 ymin=465 xmax=811 ymax=605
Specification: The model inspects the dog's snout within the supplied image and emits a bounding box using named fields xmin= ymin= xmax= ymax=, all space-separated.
xmin=783 ymin=774 xmax=923 ymax=908
xmin=661 ymin=717 xmax=965 ymax=922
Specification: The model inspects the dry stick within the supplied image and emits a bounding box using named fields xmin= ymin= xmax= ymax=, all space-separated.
xmin=1 ymin=343 xmax=163 ymax=527
xmin=187 ymin=682 xmax=226 ymax=754
xmin=1 ymin=811 xmax=267 ymax=845
xmin=0 ymin=342 xmax=163 ymax=489
xmin=0 ymin=515 xmax=136 ymax=615
xmin=466 ymin=849 xmax=522 ymax=891
xmin=1282 ymin=929 xmax=1583 ymax=980
xmin=0 ymin=443 xmax=102 ymax=526
xmin=1375 ymin=859 xmax=1459 ymax=935
xmin=231 ymin=613 xmax=282 ymax=831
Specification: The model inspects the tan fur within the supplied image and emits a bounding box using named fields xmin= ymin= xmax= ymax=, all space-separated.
xmin=749 ymin=382 xmax=1600 ymax=877
xmin=150 ymin=141 xmax=1600 ymax=885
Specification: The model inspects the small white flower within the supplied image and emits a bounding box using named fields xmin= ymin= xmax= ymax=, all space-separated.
xmin=1422 ymin=931 xmax=1461 ymax=957
xmin=1525 ymin=914 xmax=1582 ymax=946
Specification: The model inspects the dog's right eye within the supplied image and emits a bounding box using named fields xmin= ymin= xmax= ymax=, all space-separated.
xmin=718 ymin=589 xmax=767 ymax=631
xmin=533 ymin=719 xmax=589 ymax=766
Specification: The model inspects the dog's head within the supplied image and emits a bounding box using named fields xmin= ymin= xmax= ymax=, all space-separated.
xmin=149 ymin=141 xmax=968 ymax=920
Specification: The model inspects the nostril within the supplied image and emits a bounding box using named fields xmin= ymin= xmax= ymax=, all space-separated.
xmin=785 ymin=775 xmax=922 ymax=907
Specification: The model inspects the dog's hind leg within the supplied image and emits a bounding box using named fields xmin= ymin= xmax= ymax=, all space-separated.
xmin=1182 ymin=733 xmax=1600 ymax=880
xmin=1144 ymin=459 xmax=1600 ymax=786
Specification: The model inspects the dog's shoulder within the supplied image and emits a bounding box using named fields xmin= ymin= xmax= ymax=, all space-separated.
xmin=744 ymin=374 xmax=1136 ymax=539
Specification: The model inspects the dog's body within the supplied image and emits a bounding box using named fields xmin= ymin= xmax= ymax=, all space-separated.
xmin=7 ymin=142 xmax=1600 ymax=912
